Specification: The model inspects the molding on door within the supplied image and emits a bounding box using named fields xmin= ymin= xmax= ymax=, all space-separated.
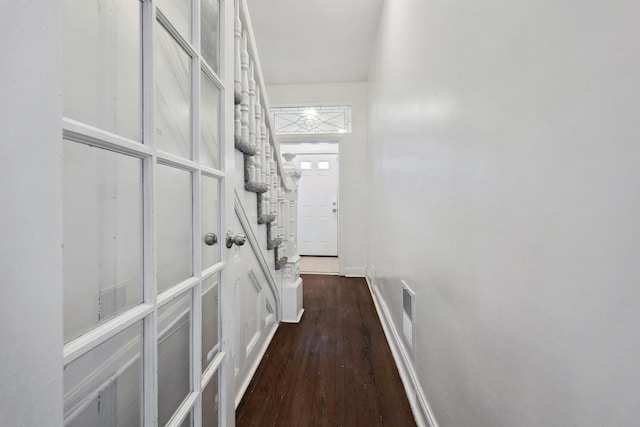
xmin=365 ymin=273 xmax=440 ymax=427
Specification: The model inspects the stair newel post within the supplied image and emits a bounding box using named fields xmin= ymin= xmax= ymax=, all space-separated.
xmin=248 ymin=61 xmax=257 ymax=181
xmin=282 ymin=154 xmax=301 ymax=257
xmin=281 ymin=153 xmax=304 ymax=322
xmin=279 ymin=183 xmax=289 ymax=259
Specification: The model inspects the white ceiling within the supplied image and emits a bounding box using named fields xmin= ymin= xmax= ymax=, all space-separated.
xmin=245 ymin=0 xmax=384 ymax=86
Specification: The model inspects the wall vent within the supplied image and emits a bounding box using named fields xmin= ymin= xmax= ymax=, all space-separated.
xmin=401 ymin=280 xmax=415 ymax=354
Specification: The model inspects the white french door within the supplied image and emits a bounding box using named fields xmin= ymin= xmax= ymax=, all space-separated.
xmin=61 ymin=0 xmax=233 ymax=426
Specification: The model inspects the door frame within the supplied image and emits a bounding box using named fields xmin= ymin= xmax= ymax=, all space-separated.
xmin=279 ymin=139 xmax=342 ymax=273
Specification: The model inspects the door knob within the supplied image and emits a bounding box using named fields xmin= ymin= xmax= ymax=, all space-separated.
xmin=226 ymin=231 xmax=246 ymax=248
xmin=204 ymin=233 xmax=218 ymax=246
xmin=332 ymin=208 xmax=337 ymax=213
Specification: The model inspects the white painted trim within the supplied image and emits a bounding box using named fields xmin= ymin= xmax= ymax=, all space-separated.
xmin=301 ymin=271 xmax=338 ymax=276
xmin=157 ymin=150 xmax=201 ymax=171
xmin=220 ymin=0 xmax=236 ymax=424
xmin=63 ymin=304 xmax=154 ymax=364
xmin=201 ymin=352 xmax=225 ymax=388
xmin=201 ymin=59 xmax=224 ymax=90
xmin=365 ymin=274 xmax=440 ymax=427
xmin=245 ymin=331 xmax=260 ymax=357
xmin=234 ymin=320 xmax=279 ymax=408
xmin=167 ymin=391 xmax=198 ymax=427
xmin=141 ymin=2 xmax=158 ymax=425
xmin=157 ymin=276 xmax=200 ymax=307
xmin=248 ymin=269 xmax=263 ymax=292
xmin=344 ymin=267 xmax=366 ymax=277
xmin=287 ymin=254 xmax=301 ymax=264
xmin=201 ymin=165 xmax=226 ymax=179
xmin=202 ymin=261 xmax=225 ymax=279
xmin=62 ymin=118 xmax=152 ymax=158
xmin=156 ymin=9 xmax=198 ymax=60
xmin=286 ymin=308 xmax=304 ymax=323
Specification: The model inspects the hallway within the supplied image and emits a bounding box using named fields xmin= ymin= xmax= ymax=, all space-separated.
xmin=236 ymin=275 xmax=416 ymax=426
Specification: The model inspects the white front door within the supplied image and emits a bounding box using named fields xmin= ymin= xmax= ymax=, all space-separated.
xmin=295 ymin=154 xmax=339 ymax=256
xmin=61 ymin=0 xmax=232 ymax=426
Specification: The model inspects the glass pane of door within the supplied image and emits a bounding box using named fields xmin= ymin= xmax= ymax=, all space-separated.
xmin=158 ymin=293 xmax=192 ymax=426
xmin=63 ymin=0 xmax=142 ymax=141
xmin=156 ymin=164 xmax=193 ymax=293
xmin=202 ymin=372 xmax=219 ymax=427
xmin=155 ymin=23 xmax=192 ymax=159
xmin=64 ymin=322 xmax=143 ymax=427
xmin=200 ymin=0 xmax=220 ymax=74
xmin=180 ymin=412 xmax=193 ymax=427
xmin=157 ymin=0 xmax=192 ymax=42
xmin=200 ymin=71 xmax=221 ymax=169
xmin=63 ymin=141 xmax=143 ymax=343
xmin=201 ymin=273 xmax=220 ymax=372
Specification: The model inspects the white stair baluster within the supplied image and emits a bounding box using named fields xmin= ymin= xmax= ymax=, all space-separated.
xmin=248 ymin=61 xmax=257 ymax=181
xmin=254 ymin=87 xmax=262 ymax=182
xmin=240 ymin=34 xmax=249 ymax=148
xmin=234 ymin=2 xmax=242 ymax=143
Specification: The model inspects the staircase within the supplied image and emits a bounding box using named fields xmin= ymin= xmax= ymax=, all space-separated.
xmin=230 ymin=0 xmax=305 ymax=407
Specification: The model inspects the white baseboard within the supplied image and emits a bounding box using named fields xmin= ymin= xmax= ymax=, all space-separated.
xmin=235 ymin=320 xmax=279 ymax=408
xmin=284 ymin=308 xmax=304 ymax=323
xmin=365 ymin=275 xmax=439 ymax=427
xmin=343 ymin=267 xmax=366 ymax=277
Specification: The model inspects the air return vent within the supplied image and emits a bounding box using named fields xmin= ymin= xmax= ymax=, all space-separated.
xmin=402 ymin=280 xmax=415 ymax=353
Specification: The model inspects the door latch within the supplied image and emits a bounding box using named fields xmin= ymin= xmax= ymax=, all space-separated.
xmin=226 ymin=231 xmax=246 ymax=248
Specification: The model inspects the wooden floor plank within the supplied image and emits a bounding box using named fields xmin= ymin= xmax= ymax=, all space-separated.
xmin=236 ymin=275 xmax=416 ymax=427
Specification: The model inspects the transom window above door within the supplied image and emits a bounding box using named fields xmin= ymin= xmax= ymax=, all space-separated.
xmin=271 ymin=105 xmax=351 ymax=135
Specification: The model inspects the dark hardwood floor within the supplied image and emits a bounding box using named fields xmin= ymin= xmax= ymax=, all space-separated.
xmin=236 ymin=274 xmax=416 ymax=427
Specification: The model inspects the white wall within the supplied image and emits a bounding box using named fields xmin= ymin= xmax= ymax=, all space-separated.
xmin=0 ymin=2 xmax=63 ymax=426
xmin=367 ymin=1 xmax=640 ymax=426
xmin=268 ymin=83 xmax=368 ymax=276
